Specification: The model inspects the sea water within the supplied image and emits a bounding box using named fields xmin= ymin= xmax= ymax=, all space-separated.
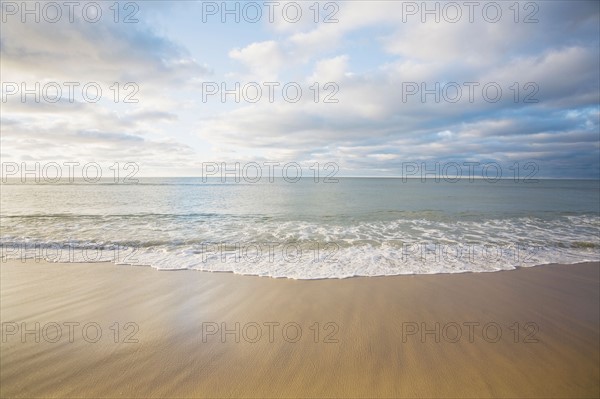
xmin=1 ymin=178 xmax=598 ymax=279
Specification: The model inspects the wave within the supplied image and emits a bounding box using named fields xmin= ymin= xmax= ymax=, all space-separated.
xmin=1 ymin=214 xmax=598 ymax=279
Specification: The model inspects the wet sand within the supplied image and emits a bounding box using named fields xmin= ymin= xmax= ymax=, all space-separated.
xmin=1 ymin=260 xmax=598 ymax=398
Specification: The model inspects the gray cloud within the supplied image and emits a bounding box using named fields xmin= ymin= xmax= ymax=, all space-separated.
xmin=1 ymin=1 xmax=598 ymax=178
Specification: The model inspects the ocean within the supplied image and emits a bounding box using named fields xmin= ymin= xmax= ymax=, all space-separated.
xmin=1 ymin=178 xmax=599 ymax=279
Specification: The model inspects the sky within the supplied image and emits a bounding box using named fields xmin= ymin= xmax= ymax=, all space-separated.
xmin=1 ymin=0 xmax=599 ymax=178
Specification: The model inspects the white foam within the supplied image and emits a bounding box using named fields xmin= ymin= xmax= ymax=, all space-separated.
xmin=2 ymin=215 xmax=599 ymax=279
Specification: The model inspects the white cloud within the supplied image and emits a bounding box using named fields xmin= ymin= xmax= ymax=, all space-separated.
xmin=229 ymin=40 xmax=285 ymax=81
xmin=308 ymin=55 xmax=350 ymax=82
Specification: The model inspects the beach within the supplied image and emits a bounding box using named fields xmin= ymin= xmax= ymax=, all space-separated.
xmin=1 ymin=260 xmax=598 ymax=398
xmin=2 ymin=0 xmax=599 ymax=397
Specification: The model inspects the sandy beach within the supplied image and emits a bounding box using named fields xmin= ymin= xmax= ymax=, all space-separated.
xmin=1 ymin=260 xmax=598 ymax=398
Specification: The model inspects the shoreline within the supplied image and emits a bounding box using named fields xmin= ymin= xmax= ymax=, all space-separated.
xmin=3 ymin=255 xmax=600 ymax=280
xmin=1 ymin=260 xmax=599 ymax=398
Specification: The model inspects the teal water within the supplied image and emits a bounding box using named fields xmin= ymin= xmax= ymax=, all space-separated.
xmin=1 ymin=178 xmax=599 ymax=278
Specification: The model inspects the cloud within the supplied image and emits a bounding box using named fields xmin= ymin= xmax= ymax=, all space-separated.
xmin=308 ymin=55 xmax=350 ymax=82
xmin=229 ymin=40 xmax=285 ymax=81
xmin=2 ymin=1 xmax=598 ymax=177
xmin=0 ymin=2 xmax=209 ymax=171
